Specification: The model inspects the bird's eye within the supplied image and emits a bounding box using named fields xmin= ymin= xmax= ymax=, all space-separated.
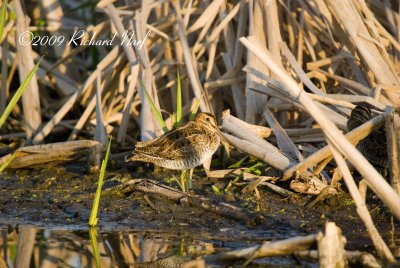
xmin=206 ymin=117 xmax=211 ymax=122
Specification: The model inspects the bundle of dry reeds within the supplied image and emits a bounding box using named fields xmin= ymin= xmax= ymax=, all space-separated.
xmin=1 ymin=0 xmax=400 ymax=264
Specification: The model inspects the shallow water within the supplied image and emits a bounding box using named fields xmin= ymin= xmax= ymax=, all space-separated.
xmin=0 ymin=225 xmax=308 ymax=267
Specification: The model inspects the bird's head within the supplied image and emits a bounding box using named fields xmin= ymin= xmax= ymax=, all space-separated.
xmin=194 ymin=112 xmax=231 ymax=156
xmin=194 ymin=112 xmax=218 ymax=131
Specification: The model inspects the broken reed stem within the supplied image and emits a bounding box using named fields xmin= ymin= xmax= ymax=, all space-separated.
xmin=283 ymin=109 xmax=390 ymax=179
xmin=172 ymin=0 xmax=212 ymax=114
xmin=328 ymin=140 xmax=395 ymax=262
xmin=204 ymin=234 xmax=317 ymax=262
xmin=32 ymin=46 xmax=122 ymax=144
xmin=386 ymin=111 xmax=400 ymax=195
xmin=294 ymin=250 xmax=381 ymax=268
xmin=122 ymin=179 xmax=263 ymax=225
xmin=324 ymin=0 xmax=400 ymax=106
xmin=317 ymin=222 xmax=347 ymax=267
xmin=14 ymin=0 xmax=42 ymax=141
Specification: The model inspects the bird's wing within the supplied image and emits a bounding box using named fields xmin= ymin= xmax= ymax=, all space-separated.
xmin=134 ymin=122 xmax=194 ymax=150
xmin=134 ymin=123 xmax=207 ymax=159
xmin=157 ymin=132 xmax=211 ymax=159
xmin=135 ymin=122 xmax=202 ymax=155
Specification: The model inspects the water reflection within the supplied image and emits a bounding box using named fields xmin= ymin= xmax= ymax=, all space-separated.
xmin=0 ymin=225 xmax=215 ymax=268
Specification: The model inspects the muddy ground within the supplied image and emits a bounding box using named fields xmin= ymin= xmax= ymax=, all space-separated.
xmin=0 ymin=159 xmax=399 ymax=266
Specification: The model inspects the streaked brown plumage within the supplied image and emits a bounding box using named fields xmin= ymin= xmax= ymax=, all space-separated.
xmin=347 ymin=105 xmax=388 ymax=174
xmin=126 ymin=112 xmax=221 ymax=170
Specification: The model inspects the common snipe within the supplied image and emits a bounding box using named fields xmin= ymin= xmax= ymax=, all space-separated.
xmin=347 ymin=105 xmax=388 ymax=175
xmin=126 ymin=112 xmax=224 ymax=190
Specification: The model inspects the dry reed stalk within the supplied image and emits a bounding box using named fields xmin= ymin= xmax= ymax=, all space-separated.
xmin=137 ymin=3 xmax=165 ymax=138
xmin=204 ymin=234 xmax=317 ymax=262
xmin=204 ymin=74 xmax=246 ymax=90
xmin=14 ymin=0 xmax=42 ymax=141
xmin=14 ymin=226 xmax=36 ymax=268
xmin=294 ymin=250 xmax=381 ymax=268
xmin=245 ymin=0 xmax=268 ymax=123
xmin=221 ymin=110 xmax=293 ymax=170
xmin=0 ymin=44 xmax=79 ymax=97
xmin=117 ymin=71 xmax=137 ymax=144
xmin=0 ymin=39 xmax=8 ymax=114
xmin=317 ymin=222 xmax=347 ymax=267
xmin=324 ymin=0 xmax=400 ymax=105
xmin=94 ymin=68 xmax=107 ymax=144
xmin=329 ymin=140 xmax=395 ymax=262
xmin=32 ymin=46 xmax=122 ymax=144
xmin=122 ymin=179 xmax=263 ymax=225
xmin=240 ymin=36 xmax=400 ymax=220
xmin=313 ymin=92 xmax=385 ymax=111
xmin=242 ymin=176 xmax=296 ymax=199
xmin=222 ymin=132 xmax=290 ymax=170
xmin=186 ymin=0 xmax=224 ymax=34
xmin=283 ymin=109 xmax=390 ymax=179
xmin=244 ymin=65 xmax=349 ymax=128
xmin=386 ymin=112 xmax=400 ymax=195
xmin=280 ymin=42 xmax=324 ymax=96
xmin=0 ymin=140 xmax=101 ymax=168
xmin=38 ymin=0 xmax=66 ymax=64
xmin=105 ymin=4 xmax=160 ymax=141
xmin=172 ymin=0 xmax=212 ymax=114
xmin=243 ymin=123 xmax=272 ymax=138
xmin=262 ymin=108 xmax=304 ymax=161
xmin=309 ymin=68 xmax=372 ymax=97
xmin=219 ymin=1 xmax=246 ymax=119
xmin=265 ymin=0 xmax=290 ymax=126
xmin=222 ymin=54 xmax=246 ymax=119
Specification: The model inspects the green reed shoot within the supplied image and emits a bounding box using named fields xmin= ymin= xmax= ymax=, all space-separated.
xmin=0 ymin=149 xmax=18 ymax=173
xmin=89 ymin=137 xmax=111 ymax=226
xmin=244 ymin=162 xmax=263 ymax=175
xmin=0 ymin=0 xmax=8 ymax=43
xmin=0 ymin=56 xmax=43 ymax=128
xmin=89 ymin=227 xmax=101 ymax=268
xmin=228 ymin=156 xmax=248 ymax=169
xmin=139 ymin=79 xmax=169 ymax=133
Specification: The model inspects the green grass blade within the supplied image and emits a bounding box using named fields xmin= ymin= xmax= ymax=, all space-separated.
xmin=89 ymin=227 xmax=101 ymax=268
xmin=189 ymin=96 xmax=202 ymax=121
xmin=0 ymin=56 xmax=43 ymax=128
xmin=228 ymin=156 xmax=248 ymax=169
xmin=88 ymin=138 xmax=112 ymax=226
xmin=212 ymin=185 xmax=222 ymax=195
xmin=172 ymin=112 xmax=177 ymax=128
xmin=174 ymin=69 xmax=182 ymax=128
xmin=245 ymin=162 xmax=263 ymax=175
xmin=0 ymin=149 xmax=18 ymax=173
xmin=0 ymin=0 xmax=8 ymax=43
xmin=139 ymin=79 xmax=169 ymax=133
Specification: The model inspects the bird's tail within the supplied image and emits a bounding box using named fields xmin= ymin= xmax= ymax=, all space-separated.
xmin=125 ymin=153 xmax=141 ymax=162
xmin=125 ymin=153 xmax=156 ymax=163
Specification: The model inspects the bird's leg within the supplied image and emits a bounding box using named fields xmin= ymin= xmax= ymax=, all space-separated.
xmin=203 ymin=157 xmax=212 ymax=178
xmin=180 ymin=170 xmax=187 ymax=192
xmin=204 ymin=167 xmax=211 ymax=178
xmin=187 ymin=168 xmax=194 ymax=190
